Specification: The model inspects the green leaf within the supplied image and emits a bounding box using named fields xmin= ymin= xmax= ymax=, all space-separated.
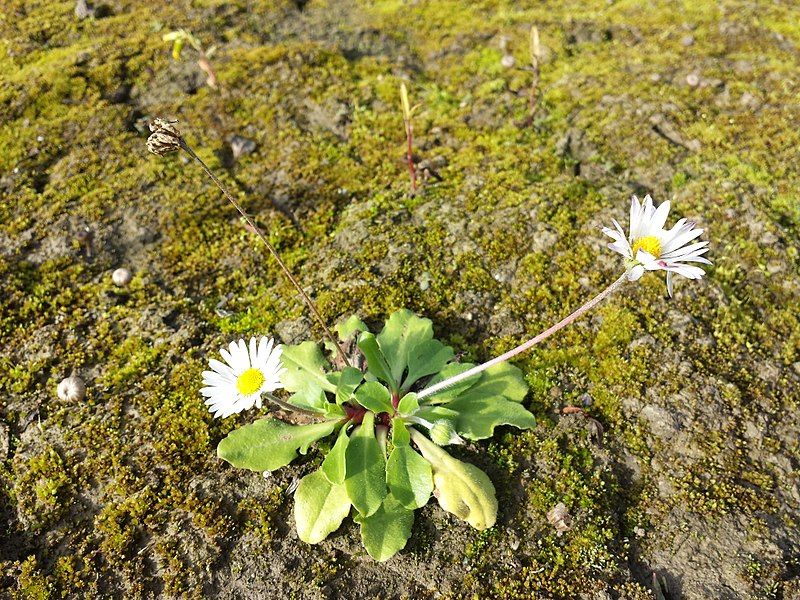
xmin=397 ymin=393 xmax=419 ymax=416
xmin=335 ymin=315 xmax=369 ymax=340
xmin=354 ymin=381 xmax=394 ymax=414
xmin=286 ymin=388 xmax=329 ymax=414
xmin=416 ymin=405 xmax=459 ymax=424
xmin=391 ymin=418 xmax=411 ymax=445
xmin=321 ymin=426 xmax=350 ymax=484
xmin=280 ymin=341 xmax=337 ymax=395
xmin=324 ymin=403 xmax=346 ymax=419
xmin=410 ymin=429 xmax=497 ymax=530
xmin=402 ymin=338 xmax=455 ymax=392
xmin=344 ymin=412 xmax=387 ymax=516
xmin=353 ymin=494 xmax=414 ymax=561
xmin=357 ymin=332 xmax=397 ymax=392
xmin=218 ymin=418 xmax=337 ymax=472
xmin=294 ymin=469 xmax=351 ymax=544
xmin=386 ymin=425 xmax=433 ymax=509
xmin=422 ymin=362 xmax=480 ymax=403
xmin=446 ymin=395 xmax=537 ymax=440
xmin=376 ymin=309 xmax=434 ymax=386
xmin=455 ymin=362 xmax=528 ymax=403
xmin=335 ymin=367 xmax=364 ymax=406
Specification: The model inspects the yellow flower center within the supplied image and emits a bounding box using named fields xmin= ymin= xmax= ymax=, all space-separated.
xmin=631 ymin=235 xmax=661 ymax=258
xmin=236 ymin=368 xmax=265 ymax=396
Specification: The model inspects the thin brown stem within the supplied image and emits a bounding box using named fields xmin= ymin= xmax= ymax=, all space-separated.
xmin=179 ymin=140 xmax=349 ymax=366
xmin=264 ymin=393 xmax=324 ymax=418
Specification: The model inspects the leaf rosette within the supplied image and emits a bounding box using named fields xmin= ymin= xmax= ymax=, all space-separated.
xmin=216 ymin=310 xmax=536 ymax=560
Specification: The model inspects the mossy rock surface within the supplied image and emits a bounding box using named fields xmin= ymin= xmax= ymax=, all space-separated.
xmin=1 ymin=0 xmax=799 ymax=598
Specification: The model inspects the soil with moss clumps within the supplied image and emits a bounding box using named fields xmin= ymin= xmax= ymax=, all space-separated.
xmin=2 ymin=1 xmax=800 ymax=599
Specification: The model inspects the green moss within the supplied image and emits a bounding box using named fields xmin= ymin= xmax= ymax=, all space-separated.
xmin=1 ymin=0 xmax=799 ymax=596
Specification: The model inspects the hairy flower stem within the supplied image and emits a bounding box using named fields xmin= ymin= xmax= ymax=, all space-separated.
xmin=417 ymin=273 xmax=629 ymax=400
xmin=179 ymin=140 xmax=350 ymax=366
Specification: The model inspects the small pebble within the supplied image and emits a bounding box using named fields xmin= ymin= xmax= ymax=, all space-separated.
xmin=686 ymin=73 xmax=700 ymax=87
xmin=57 ymin=375 xmax=86 ymax=401
xmin=112 ymin=268 xmax=132 ymax=287
xmin=501 ymin=54 xmax=515 ymax=68
xmin=230 ymin=135 xmax=256 ymax=160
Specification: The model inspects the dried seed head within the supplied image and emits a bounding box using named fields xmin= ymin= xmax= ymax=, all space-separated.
xmin=57 ymin=375 xmax=86 ymax=402
xmin=546 ymin=502 xmax=573 ymax=534
xmin=147 ymin=118 xmax=182 ymax=155
xmin=112 ymin=267 xmax=132 ymax=287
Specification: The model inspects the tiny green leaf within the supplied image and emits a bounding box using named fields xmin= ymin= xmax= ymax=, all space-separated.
xmin=335 ymin=367 xmax=364 ymax=405
xmin=410 ymin=429 xmax=497 ymax=530
xmin=335 ymin=315 xmax=369 ymax=340
xmin=357 ymin=332 xmax=397 ymax=392
xmin=321 ymin=426 xmax=350 ymax=484
xmin=386 ymin=434 xmax=433 ymax=509
xmin=286 ymin=388 xmax=329 ymax=414
xmin=376 ymin=309 xmax=434 ymax=385
xmin=294 ymin=469 xmax=351 ymax=544
xmin=355 ymin=381 xmax=394 ymax=414
xmin=344 ymin=412 xmax=387 ymax=516
xmin=446 ymin=396 xmax=537 ymax=440
xmin=391 ymin=418 xmax=410 ymax=446
xmin=324 ymin=403 xmax=346 ymax=419
xmin=280 ymin=341 xmax=337 ymax=395
xmin=353 ymin=494 xmax=414 ymax=561
xmin=217 ymin=418 xmax=337 ymax=472
xmin=397 ymin=393 xmax=419 ymax=416
xmin=402 ymin=338 xmax=455 ymax=392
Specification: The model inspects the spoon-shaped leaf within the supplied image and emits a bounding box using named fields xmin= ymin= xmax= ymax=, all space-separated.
xmin=344 ymin=412 xmax=387 ymax=516
xmin=409 ymin=428 xmax=497 ymax=530
xmin=353 ymin=493 xmax=413 ymax=562
xmin=387 ymin=420 xmax=433 ymax=509
xmin=294 ymin=469 xmax=351 ymax=544
xmin=218 ymin=418 xmax=337 ymax=472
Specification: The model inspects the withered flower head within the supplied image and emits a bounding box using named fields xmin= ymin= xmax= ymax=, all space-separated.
xmin=147 ymin=118 xmax=182 ymax=155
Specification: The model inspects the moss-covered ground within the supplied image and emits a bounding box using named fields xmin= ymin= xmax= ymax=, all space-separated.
xmin=1 ymin=0 xmax=799 ymax=598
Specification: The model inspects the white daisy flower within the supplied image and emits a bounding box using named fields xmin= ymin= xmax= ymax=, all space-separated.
xmin=603 ymin=194 xmax=711 ymax=296
xmin=201 ymin=337 xmax=284 ymax=418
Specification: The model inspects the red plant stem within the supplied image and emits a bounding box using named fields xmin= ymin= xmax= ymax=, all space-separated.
xmin=404 ymin=117 xmax=417 ymax=192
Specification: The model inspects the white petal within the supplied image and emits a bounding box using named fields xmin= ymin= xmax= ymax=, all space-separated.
xmin=649 ymin=200 xmax=671 ymax=234
xmin=666 ymin=271 xmax=674 ymax=297
xmin=207 ymin=359 xmax=236 ymax=378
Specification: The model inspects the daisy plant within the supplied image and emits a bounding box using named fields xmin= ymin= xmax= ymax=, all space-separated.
xmin=146 ymin=120 xmax=709 ymax=561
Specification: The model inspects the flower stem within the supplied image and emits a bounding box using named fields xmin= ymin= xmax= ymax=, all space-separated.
xmin=179 ymin=140 xmax=350 ymax=366
xmin=417 ymin=273 xmax=629 ymax=400
xmin=264 ymin=393 xmax=324 ymax=418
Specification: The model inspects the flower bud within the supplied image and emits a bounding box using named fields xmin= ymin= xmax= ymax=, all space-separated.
xmin=146 ymin=118 xmax=182 ymax=155
xmin=429 ymin=419 xmax=460 ymax=446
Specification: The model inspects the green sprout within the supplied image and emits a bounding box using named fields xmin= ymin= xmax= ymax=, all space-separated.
xmin=162 ymin=29 xmax=218 ymax=89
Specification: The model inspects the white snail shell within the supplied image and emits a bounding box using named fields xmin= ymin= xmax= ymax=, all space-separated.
xmin=112 ymin=268 xmax=132 ymax=287
xmin=57 ymin=375 xmax=86 ymax=402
